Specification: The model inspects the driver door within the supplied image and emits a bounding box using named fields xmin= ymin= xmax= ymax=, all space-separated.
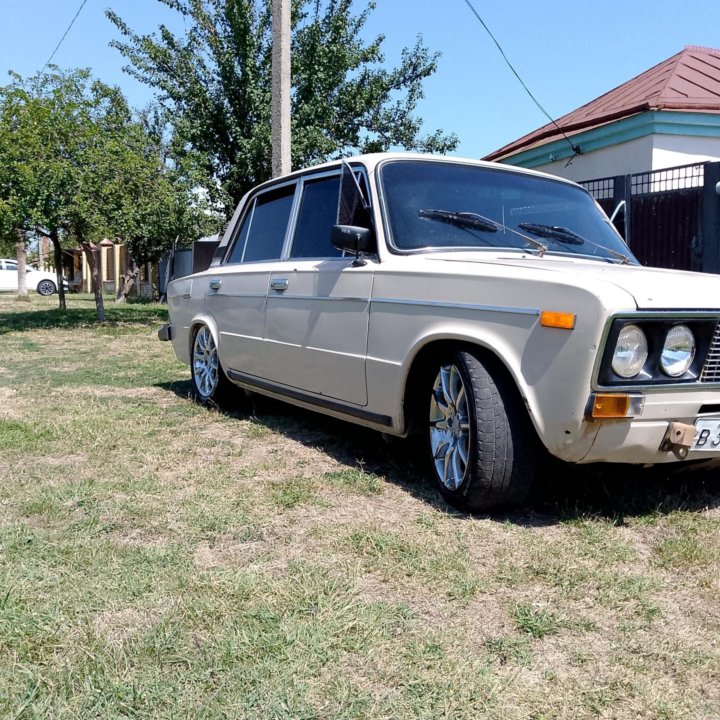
xmin=263 ymin=171 xmax=374 ymax=407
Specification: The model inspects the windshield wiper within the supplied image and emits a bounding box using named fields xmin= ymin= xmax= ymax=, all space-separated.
xmin=518 ymin=222 xmax=630 ymax=263
xmin=419 ymin=208 xmax=548 ymax=256
xmin=518 ymin=223 xmax=585 ymax=245
xmin=419 ymin=209 xmax=498 ymax=232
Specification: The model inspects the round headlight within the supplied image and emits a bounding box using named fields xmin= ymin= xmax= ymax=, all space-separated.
xmin=660 ymin=325 xmax=695 ymax=377
xmin=612 ymin=324 xmax=648 ymax=378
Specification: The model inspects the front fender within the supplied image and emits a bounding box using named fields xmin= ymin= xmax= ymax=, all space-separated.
xmin=368 ymin=312 xmax=603 ymax=460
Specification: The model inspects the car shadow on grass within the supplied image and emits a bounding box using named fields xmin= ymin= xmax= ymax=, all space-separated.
xmin=158 ymin=379 xmax=444 ymax=505
xmin=527 ymin=457 xmax=720 ymax=525
xmin=158 ymin=379 xmax=720 ymax=525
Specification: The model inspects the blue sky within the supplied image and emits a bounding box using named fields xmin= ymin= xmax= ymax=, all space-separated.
xmin=1 ymin=0 xmax=719 ymax=159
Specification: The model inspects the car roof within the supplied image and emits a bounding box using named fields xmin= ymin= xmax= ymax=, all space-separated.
xmin=254 ymin=152 xmax=580 ymax=189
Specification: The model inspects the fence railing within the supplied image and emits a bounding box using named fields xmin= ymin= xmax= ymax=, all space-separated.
xmin=580 ymin=161 xmax=720 ymax=273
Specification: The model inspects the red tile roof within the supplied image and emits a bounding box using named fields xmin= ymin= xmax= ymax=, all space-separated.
xmin=484 ymin=46 xmax=720 ymax=161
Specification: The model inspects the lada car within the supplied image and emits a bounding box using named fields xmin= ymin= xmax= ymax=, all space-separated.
xmin=160 ymin=154 xmax=720 ymax=512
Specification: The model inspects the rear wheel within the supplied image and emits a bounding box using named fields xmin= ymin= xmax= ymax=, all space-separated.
xmin=36 ymin=279 xmax=56 ymax=296
xmin=428 ymin=350 xmax=536 ymax=512
xmin=191 ymin=324 xmax=235 ymax=405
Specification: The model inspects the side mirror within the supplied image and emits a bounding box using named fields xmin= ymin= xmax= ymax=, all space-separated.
xmin=331 ymin=225 xmax=375 ymax=255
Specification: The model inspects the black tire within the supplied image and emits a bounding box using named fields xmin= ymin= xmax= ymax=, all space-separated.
xmin=190 ymin=324 xmax=236 ymax=406
xmin=36 ymin=279 xmax=56 ymax=296
xmin=427 ymin=350 xmax=536 ymax=512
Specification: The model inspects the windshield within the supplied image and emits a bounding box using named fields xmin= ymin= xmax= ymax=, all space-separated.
xmin=379 ymin=160 xmax=637 ymax=264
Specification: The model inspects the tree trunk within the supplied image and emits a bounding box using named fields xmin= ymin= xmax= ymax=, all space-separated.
xmin=115 ymin=255 xmax=140 ymax=303
xmin=16 ymin=231 xmax=28 ymax=298
xmin=50 ymin=228 xmax=67 ymax=310
xmin=81 ymin=240 xmax=106 ymax=322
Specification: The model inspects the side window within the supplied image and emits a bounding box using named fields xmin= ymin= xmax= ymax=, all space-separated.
xmin=5 ymin=261 xmax=17 ymax=271
xmin=226 ymin=184 xmax=295 ymax=264
xmin=290 ymin=176 xmax=342 ymax=259
xmin=226 ymin=206 xmax=253 ymax=264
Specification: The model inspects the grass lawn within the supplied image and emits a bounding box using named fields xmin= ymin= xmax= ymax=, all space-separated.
xmin=1 ymin=293 xmax=719 ymax=719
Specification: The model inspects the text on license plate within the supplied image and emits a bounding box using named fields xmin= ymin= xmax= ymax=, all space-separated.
xmin=692 ymin=418 xmax=720 ymax=451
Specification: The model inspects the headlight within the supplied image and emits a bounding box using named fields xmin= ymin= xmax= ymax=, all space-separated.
xmin=612 ymin=324 xmax=648 ymax=378
xmin=660 ymin=325 xmax=695 ymax=377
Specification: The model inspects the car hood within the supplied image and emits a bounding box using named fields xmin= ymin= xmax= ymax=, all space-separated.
xmin=424 ymin=253 xmax=720 ymax=311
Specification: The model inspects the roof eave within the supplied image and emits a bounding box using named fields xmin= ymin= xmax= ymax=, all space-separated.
xmin=484 ymin=104 xmax=653 ymax=162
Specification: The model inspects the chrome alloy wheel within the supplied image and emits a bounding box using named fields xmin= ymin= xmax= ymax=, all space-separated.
xmin=429 ymin=363 xmax=470 ymax=490
xmin=193 ymin=326 xmax=219 ymax=398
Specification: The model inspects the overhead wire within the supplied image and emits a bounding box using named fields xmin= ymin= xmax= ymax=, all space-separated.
xmin=39 ymin=0 xmax=90 ymax=77
xmin=460 ymin=0 xmax=582 ymax=157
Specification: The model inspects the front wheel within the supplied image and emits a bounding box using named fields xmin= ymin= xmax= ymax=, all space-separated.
xmin=191 ymin=324 xmax=235 ymax=405
xmin=36 ymin=279 xmax=56 ymax=296
xmin=427 ymin=350 xmax=536 ymax=512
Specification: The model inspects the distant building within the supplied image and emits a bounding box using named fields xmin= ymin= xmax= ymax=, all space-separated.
xmin=484 ymin=46 xmax=720 ymax=183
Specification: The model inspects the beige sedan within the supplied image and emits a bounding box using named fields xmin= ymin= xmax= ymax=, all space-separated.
xmin=161 ymin=153 xmax=720 ymax=512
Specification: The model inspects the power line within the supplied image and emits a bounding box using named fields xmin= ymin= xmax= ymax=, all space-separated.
xmin=460 ymin=0 xmax=582 ymax=157
xmin=39 ymin=0 xmax=90 ymax=77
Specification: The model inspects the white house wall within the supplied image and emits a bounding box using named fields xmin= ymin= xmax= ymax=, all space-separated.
xmin=501 ymin=111 xmax=720 ymax=183
xmin=532 ymin=136 xmax=654 ymax=182
xmin=651 ymin=134 xmax=720 ymax=169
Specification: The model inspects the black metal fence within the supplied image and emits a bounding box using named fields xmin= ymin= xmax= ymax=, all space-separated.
xmin=581 ymin=161 xmax=720 ymax=273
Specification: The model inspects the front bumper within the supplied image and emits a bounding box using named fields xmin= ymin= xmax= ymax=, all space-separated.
xmin=579 ymin=388 xmax=720 ymax=464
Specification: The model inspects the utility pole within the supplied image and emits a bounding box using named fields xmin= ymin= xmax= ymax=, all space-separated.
xmin=271 ymin=0 xmax=291 ymax=177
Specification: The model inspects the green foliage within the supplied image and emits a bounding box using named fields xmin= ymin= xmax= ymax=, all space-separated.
xmin=0 ymin=68 xmax=221 ymax=262
xmin=107 ymin=0 xmax=458 ymax=210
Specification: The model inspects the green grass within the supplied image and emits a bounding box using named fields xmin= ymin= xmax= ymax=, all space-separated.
xmin=511 ymin=603 xmax=560 ymax=639
xmin=0 ymin=293 xmax=719 ymax=719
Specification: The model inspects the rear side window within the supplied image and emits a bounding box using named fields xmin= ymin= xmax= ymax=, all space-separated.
xmin=227 ymin=184 xmax=295 ymax=263
xmin=290 ymin=176 xmax=342 ymax=259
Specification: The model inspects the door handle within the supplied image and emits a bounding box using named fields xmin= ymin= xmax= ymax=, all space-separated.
xmin=270 ymin=278 xmax=289 ymax=292
xmin=209 ymin=278 xmax=222 ymax=290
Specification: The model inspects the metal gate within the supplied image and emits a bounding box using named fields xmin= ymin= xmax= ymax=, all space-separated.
xmin=630 ymin=165 xmax=703 ymax=271
xmin=581 ymin=161 xmax=720 ymax=273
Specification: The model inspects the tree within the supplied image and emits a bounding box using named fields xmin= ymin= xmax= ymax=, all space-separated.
xmin=0 ymin=69 xmax=220 ymax=318
xmin=0 ymin=69 xmax=107 ymax=310
xmin=107 ymin=0 xmax=458 ymax=212
xmin=108 ymin=109 xmax=223 ymax=302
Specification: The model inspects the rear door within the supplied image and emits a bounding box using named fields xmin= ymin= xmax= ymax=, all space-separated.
xmin=210 ymin=181 xmax=296 ymax=379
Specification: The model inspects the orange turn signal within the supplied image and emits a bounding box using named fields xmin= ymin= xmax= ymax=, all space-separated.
xmin=591 ymin=394 xmax=631 ymax=419
xmin=540 ymin=310 xmax=576 ymax=330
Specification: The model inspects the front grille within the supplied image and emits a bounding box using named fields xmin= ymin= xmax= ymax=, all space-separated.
xmin=701 ymin=322 xmax=720 ymax=382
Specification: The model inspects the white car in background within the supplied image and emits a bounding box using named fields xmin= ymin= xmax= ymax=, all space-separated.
xmin=0 ymin=258 xmax=66 ymax=295
xmin=160 ymin=153 xmax=720 ymax=512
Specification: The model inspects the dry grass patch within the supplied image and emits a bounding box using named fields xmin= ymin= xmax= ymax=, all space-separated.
xmin=91 ymin=607 xmax=161 ymax=646
xmin=0 ymin=295 xmax=719 ymax=719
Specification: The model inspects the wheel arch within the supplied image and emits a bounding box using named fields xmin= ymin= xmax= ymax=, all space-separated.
xmin=401 ymin=335 xmax=539 ymax=439
xmin=188 ymin=313 xmax=222 ymax=361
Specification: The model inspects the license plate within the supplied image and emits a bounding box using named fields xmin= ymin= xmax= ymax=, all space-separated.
xmin=692 ymin=418 xmax=720 ymax=451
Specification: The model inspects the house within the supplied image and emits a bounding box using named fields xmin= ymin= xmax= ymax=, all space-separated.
xmin=159 ymin=234 xmax=221 ymax=298
xmin=71 ymin=241 xmax=157 ymax=298
xmin=484 ymin=47 xmax=720 ymax=273
xmin=484 ymin=46 xmax=720 ymax=182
